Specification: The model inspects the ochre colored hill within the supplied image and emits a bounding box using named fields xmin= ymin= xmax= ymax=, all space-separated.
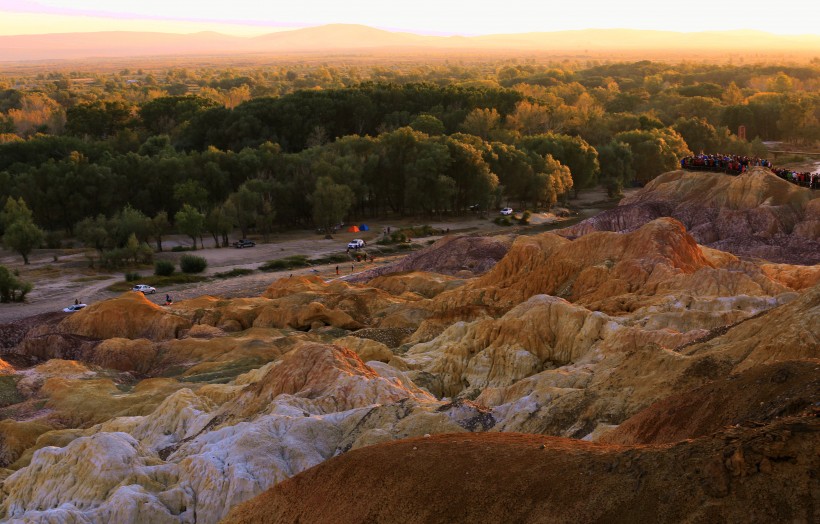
xmin=426 ymin=217 xmax=801 ymax=321
xmin=350 ymin=234 xmax=513 ymax=283
xmin=223 ymin=419 xmax=819 ymax=524
xmin=560 ymin=168 xmax=820 ymax=264
xmin=1 ymin=170 xmax=818 ymax=522
xmin=602 ymin=359 xmax=820 ymax=445
xmin=221 ymin=342 xmax=433 ymax=418
xmin=56 ymin=292 xmax=191 ymax=340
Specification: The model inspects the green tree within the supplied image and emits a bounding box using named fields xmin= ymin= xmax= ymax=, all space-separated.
xmin=673 ymin=117 xmax=720 ymax=154
xmin=124 ymin=233 xmax=140 ymax=264
xmin=518 ymin=134 xmax=600 ymax=196
xmin=311 ymin=177 xmax=354 ymax=234
xmin=65 ymin=100 xmax=132 ymax=139
xmin=111 ymin=205 xmax=151 ymax=247
xmin=139 ymin=95 xmax=220 ymax=135
xmin=0 ymin=196 xmax=34 ymax=227
xmin=205 ymin=205 xmax=234 ymax=247
xmin=175 ymin=204 xmax=205 ymax=250
xmin=461 ymin=108 xmax=501 ymax=140
xmin=597 ymin=141 xmax=634 ymax=197
xmin=409 ymin=114 xmax=445 ymax=136
xmin=173 ymin=179 xmax=209 ymax=211
xmin=227 ymin=185 xmax=262 ymax=239
xmin=0 ymin=264 xmax=32 ymax=302
xmin=75 ymin=214 xmax=111 ymax=252
xmin=150 ymin=211 xmax=171 ymax=252
xmin=3 ymin=220 xmax=43 ymax=265
xmin=615 ymin=128 xmax=691 ymax=184
xmin=1 ymin=197 xmax=43 ymax=264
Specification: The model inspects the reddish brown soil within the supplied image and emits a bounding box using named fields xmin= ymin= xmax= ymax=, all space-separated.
xmin=603 ymin=359 xmax=820 ymax=445
xmin=223 ymin=416 xmax=819 ymax=524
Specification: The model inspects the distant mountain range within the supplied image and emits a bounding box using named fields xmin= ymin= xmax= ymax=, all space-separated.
xmin=1 ymin=24 xmax=819 ymax=62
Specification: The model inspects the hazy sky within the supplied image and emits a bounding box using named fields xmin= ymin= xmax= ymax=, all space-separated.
xmin=1 ymin=0 xmax=818 ymax=36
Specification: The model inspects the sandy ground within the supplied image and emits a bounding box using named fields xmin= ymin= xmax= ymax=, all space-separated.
xmin=0 ymin=188 xmax=623 ymax=323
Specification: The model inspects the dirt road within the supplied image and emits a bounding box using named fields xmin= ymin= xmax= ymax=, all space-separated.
xmin=0 ymin=189 xmax=622 ymax=324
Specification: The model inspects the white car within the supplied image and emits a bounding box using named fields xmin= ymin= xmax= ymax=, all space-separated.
xmin=500 ymin=207 xmax=513 ymax=216
xmin=347 ymin=239 xmax=365 ymax=249
xmin=63 ymin=304 xmax=87 ymax=313
xmin=132 ymin=284 xmax=157 ymax=294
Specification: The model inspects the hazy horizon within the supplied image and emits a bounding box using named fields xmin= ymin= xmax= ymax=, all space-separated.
xmin=1 ymin=0 xmax=819 ymax=37
xmin=2 ymin=22 xmax=819 ymax=64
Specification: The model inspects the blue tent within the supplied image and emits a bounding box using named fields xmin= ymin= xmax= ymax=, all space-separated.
xmin=359 ymin=224 xmax=370 ymax=231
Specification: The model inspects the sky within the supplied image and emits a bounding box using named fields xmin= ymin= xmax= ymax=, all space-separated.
xmin=1 ymin=0 xmax=819 ymax=36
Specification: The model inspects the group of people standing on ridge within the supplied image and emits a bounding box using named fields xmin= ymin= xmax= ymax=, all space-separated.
xmin=681 ymin=154 xmax=819 ymax=189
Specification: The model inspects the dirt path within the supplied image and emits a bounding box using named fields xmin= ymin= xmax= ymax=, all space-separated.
xmin=0 ymin=188 xmax=623 ymax=324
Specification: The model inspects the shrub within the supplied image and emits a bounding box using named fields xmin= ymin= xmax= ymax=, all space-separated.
xmin=259 ymin=255 xmax=309 ymax=272
xmin=124 ymin=272 xmax=141 ymax=282
xmin=310 ymin=253 xmax=350 ymax=265
xmin=45 ymin=230 xmax=63 ymax=249
xmin=138 ymin=243 xmax=154 ymax=264
xmin=518 ymin=210 xmax=531 ymax=225
xmin=213 ymin=268 xmax=254 ymax=279
xmin=493 ymin=217 xmax=512 ymax=226
xmin=0 ymin=264 xmax=32 ymax=302
xmin=389 ymin=232 xmax=408 ymax=243
xmin=154 ymin=259 xmax=175 ymax=276
xmin=99 ymin=248 xmax=124 ymax=269
xmin=180 ymin=254 xmax=208 ymax=274
xmin=171 ymin=245 xmax=193 ymax=252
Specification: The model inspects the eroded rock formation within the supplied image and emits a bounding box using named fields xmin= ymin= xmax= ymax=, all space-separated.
xmin=0 ymin=168 xmax=817 ymax=522
xmin=559 ymin=168 xmax=820 ymax=264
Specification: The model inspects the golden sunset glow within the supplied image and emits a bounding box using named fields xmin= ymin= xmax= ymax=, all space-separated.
xmin=1 ymin=0 xmax=818 ymax=36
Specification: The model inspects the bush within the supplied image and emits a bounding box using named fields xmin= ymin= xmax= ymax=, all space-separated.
xmin=259 ymin=255 xmax=309 ymax=272
xmin=106 ymin=273 xmax=205 ymax=292
xmin=493 ymin=216 xmax=512 ymax=226
xmin=171 ymin=245 xmax=193 ymax=252
xmin=180 ymin=254 xmax=208 ymax=273
xmin=0 ymin=265 xmax=32 ymax=302
xmin=45 ymin=230 xmax=63 ymax=249
xmin=518 ymin=210 xmax=531 ymax=225
xmin=389 ymin=231 xmax=408 ymax=243
xmin=124 ymin=272 xmax=141 ymax=282
xmin=310 ymin=253 xmax=351 ymax=265
xmin=213 ymin=268 xmax=254 ymax=279
xmin=154 ymin=259 xmax=175 ymax=276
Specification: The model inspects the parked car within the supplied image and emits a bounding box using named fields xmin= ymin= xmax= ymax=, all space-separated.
xmin=500 ymin=207 xmax=514 ymax=216
xmin=132 ymin=284 xmax=157 ymax=294
xmin=347 ymin=239 xmax=365 ymax=249
xmin=63 ymin=304 xmax=87 ymax=313
xmin=233 ymin=239 xmax=256 ymax=248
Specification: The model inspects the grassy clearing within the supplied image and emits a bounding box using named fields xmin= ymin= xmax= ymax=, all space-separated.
xmin=213 ymin=268 xmax=256 ymax=279
xmin=258 ymin=255 xmax=311 ymax=271
xmin=0 ymin=376 xmax=24 ymax=408
xmin=180 ymin=358 xmax=267 ymax=384
xmin=106 ymin=274 xmax=207 ymax=292
xmin=71 ymin=275 xmax=113 ymax=283
xmin=777 ymin=154 xmax=809 ymax=164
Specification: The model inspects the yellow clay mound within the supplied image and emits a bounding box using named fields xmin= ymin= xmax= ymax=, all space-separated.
xmin=58 ymin=292 xmax=191 ymax=340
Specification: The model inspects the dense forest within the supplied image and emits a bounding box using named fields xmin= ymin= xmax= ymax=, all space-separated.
xmin=1 ymin=59 xmax=818 ymax=261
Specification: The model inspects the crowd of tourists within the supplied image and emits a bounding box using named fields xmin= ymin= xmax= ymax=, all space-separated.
xmin=680 ymin=154 xmax=820 ymax=189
